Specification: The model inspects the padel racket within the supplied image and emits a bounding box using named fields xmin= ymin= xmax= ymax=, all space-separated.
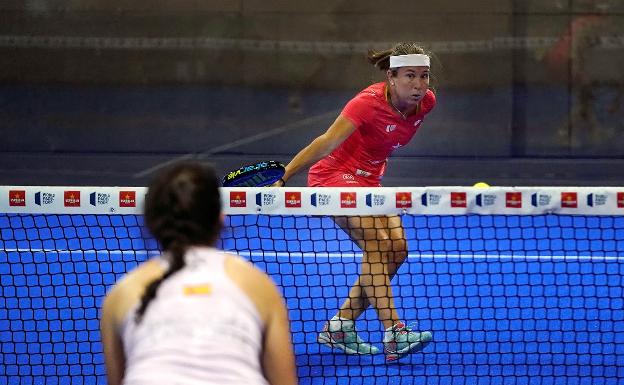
xmin=222 ymin=160 xmax=285 ymax=187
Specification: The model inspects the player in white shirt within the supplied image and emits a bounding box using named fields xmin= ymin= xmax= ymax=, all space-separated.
xmin=101 ymin=161 xmax=298 ymax=385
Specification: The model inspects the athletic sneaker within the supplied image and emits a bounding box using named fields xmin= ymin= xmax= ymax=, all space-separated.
xmin=383 ymin=322 xmax=432 ymax=362
xmin=318 ymin=320 xmax=379 ymax=355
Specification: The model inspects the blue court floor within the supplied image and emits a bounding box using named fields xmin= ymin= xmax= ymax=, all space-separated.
xmin=1 ymin=213 xmax=623 ymax=384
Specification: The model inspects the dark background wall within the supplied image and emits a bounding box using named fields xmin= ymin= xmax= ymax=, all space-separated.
xmin=0 ymin=0 xmax=623 ymax=186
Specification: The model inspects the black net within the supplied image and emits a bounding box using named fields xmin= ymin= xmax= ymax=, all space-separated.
xmin=1 ymin=213 xmax=623 ymax=384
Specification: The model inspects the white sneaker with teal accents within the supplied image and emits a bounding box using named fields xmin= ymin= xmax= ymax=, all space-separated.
xmin=383 ymin=322 xmax=432 ymax=362
xmin=318 ymin=320 xmax=379 ymax=355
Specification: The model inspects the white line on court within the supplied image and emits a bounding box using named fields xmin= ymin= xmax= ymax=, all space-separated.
xmin=2 ymin=248 xmax=624 ymax=262
xmin=133 ymin=109 xmax=340 ymax=178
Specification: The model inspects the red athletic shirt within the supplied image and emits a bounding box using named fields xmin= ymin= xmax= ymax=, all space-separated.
xmin=308 ymin=82 xmax=436 ymax=186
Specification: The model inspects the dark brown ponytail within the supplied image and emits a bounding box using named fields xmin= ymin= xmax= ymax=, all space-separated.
xmin=135 ymin=161 xmax=222 ymax=322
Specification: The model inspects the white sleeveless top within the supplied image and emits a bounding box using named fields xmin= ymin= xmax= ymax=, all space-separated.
xmin=120 ymin=247 xmax=268 ymax=385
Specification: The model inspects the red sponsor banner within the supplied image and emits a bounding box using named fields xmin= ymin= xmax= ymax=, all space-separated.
xmin=9 ymin=190 xmax=26 ymax=207
xmin=450 ymin=192 xmax=467 ymax=208
xmin=229 ymin=191 xmax=247 ymax=208
xmin=340 ymin=192 xmax=357 ymax=208
xmin=395 ymin=192 xmax=412 ymax=209
xmin=64 ymin=191 xmax=81 ymax=207
xmin=506 ymin=192 xmax=522 ymax=208
xmin=119 ymin=191 xmax=136 ymax=207
xmin=561 ymin=192 xmax=578 ymax=208
xmin=284 ymin=192 xmax=302 ymax=208
xmin=618 ymin=192 xmax=624 ymax=208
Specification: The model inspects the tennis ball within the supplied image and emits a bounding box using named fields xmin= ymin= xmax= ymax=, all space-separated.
xmin=473 ymin=182 xmax=490 ymax=188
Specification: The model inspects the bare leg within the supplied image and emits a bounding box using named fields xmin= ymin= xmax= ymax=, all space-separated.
xmin=332 ymin=215 xmax=408 ymax=330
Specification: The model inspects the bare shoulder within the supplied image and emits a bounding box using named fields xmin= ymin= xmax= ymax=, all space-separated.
xmin=225 ymin=254 xmax=277 ymax=293
xmin=103 ymin=259 xmax=166 ymax=325
xmin=224 ymin=253 xmax=282 ymax=323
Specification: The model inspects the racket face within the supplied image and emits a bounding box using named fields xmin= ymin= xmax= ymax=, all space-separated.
xmin=222 ymin=160 xmax=285 ymax=187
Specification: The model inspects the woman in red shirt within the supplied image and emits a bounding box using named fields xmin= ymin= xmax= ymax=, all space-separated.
xmin=276 ymin=42 xmax=435 ymax=362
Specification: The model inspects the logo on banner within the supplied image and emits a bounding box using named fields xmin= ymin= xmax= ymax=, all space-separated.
xmin=35 ymin=192 xmax=55 ymax=206
xmin=119 ymin=191 xmax=136 ymax=207
xmin=64 ymin=191 xmax=81 ymax=207
xmin=311 ymin=193 xmax=331 ymax=207
xmin=230 ymin=191 xmax=247 ymax=208
xmin=9 ymin=190 xmax=26 ymax=207
xmin=561 ymin=192 xmax=578 ymax=208
xmin=450 ymin=192 xmax=467 ymax=208
xmin=587 ymin=193 xmax=607 ymax=207
xmin=90 ymin=192 xmax=110 ymax=206
xmin=366 ymin=193 xmax=386 ymax=207
xmin=340 ymin=192 xmax=357 ymax=208
xmin=421 ymin=193 xmax=441 ymax=207
xmin=531 ymin=193 xmax=552 ymax=207
xmin=256 ymin=192 xmax=276 ymax=207
xmin=285 ymin=192 xmax=302 ymax=208
xmin=506 ymin=192 xmax=522 ymax=208
xmin=395 ymin=192 xmax=412 ymax=209
xmin=476 ymin=193 xmax=496 ymax=207
xmin=618 ymin=192 xmax=624 ymax=208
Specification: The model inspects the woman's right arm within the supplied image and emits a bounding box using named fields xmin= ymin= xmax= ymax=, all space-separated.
xmin=280 ymin=114 xmax=356 ymax=184
xmin=261 ymin=285 xmax=298 ymax=385
xmin=101 ymin=289 xmax=126 ymax=385
xmin=226 ymin=258 xmax=298 ymax=385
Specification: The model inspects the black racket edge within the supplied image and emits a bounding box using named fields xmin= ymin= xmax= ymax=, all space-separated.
xmin=222 ymin=160 xmax=286 ymax=187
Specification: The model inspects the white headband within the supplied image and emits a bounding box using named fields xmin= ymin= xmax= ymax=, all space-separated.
xmin=389 ymin=54 xmax=430 ymax=68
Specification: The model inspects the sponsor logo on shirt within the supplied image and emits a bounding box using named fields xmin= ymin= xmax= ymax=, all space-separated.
xmin=386 ymin=124 xmax=397 ymax=132
xmin=64 ymin=191 xmax=81 ymax=207
xmin=9 ymin=190 xmax=26 ymax=206
xmin=340 ymin=192 xmax=357 ymax=208
xmin=450 ymin=192 xmax=467 ymax=208
xmin=35 ymin=192 xmax=55 ymax=206
xmin=365 ymin=193 xmax=386 ymax=207
xmin=395 ymin=192 xmax=412 ymax=209
xmin=285 ymin=192 xmax=302 ymax=208
xmin=356 ymin=169 xmax=372 ymax=178
xmin=119 ymin=191 xmax=136 ymax=207
xmin=183 ymin=284 xmax=212 ymax=296
xmin=90 ymin=192 xmax=110 ymax=206
xmin=586 ymin=193 xmax=607 ymax=207
xmin=230 ymin=191 xmax=247 ymax=208
xmin=561 ymin=192 xmax=577 ymax=208
xmin=311 ymin=193 xmax=331 ymax=207
xmin=506 ymin=192 xmax=522 ymax=208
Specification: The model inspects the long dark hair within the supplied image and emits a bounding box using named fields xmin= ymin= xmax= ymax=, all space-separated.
xmin=135 ymin=161 xmax=222 ymax=322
